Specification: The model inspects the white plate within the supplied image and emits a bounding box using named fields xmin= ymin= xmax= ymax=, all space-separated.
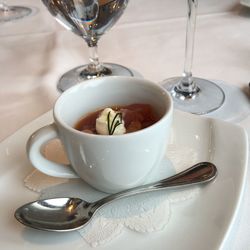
xmin=0 ymin=110 xmax=248 ymax=250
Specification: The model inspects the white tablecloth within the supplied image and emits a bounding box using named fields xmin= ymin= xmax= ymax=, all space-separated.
xmin=1 ymin=0 xmax=250 ymax=249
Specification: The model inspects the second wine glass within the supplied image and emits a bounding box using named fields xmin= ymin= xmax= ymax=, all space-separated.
xmin=161 ymin=0 xmax=225 ymax=115
xmin=42 ymin=0 xmax=133 ymax=92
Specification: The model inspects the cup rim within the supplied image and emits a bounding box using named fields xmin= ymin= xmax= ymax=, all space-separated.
xmin=53 ymin=76 xmax=173 ymax=138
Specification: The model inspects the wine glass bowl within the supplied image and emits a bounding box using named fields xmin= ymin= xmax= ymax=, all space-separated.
xmin=42 ymin=0 xmax=133 ymax=92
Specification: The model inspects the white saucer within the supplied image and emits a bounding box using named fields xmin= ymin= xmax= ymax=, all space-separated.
xmin=0 ymin=110 xmax=248 ymax=250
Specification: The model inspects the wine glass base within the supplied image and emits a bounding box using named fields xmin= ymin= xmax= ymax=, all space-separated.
xmin=0 ymin=6 xmax=32 ymax=22
xmin=162 ymin=77 xmax=225 ymax=115
xmin=57 ymin=63 xmax=134 ymax=92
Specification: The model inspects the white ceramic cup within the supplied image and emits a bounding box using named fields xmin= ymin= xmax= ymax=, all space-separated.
xmin=27 ymin=76 xmax=173 ymax=193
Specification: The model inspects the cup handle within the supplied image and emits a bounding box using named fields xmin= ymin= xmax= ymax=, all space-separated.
xmin=27 ymin=123 xmax=79 ymax=178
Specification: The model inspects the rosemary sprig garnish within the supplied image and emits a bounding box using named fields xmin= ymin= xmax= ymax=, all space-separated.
xmin=107 ymin=111 xmax=123 ymax=135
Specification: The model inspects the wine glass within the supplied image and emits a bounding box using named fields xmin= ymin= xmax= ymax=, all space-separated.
xmin=42 ymin=0 xmax=134 ymax=92
xmin=0 ymin=1 xmax=32 ymax=22
xmin=161 ymin=0 xmax=225 ymax=115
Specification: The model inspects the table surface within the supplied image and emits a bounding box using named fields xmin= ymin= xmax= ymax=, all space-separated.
xmin=0 ymin=0 xmax=250 ymax=249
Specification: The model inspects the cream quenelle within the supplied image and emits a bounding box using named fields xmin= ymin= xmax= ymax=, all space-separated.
xmin=96 ymin=108 xmax=126 ymax=135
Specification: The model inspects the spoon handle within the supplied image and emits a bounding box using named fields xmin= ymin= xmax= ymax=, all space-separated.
xmin=93 ymin=162 xmax=217 ymax=209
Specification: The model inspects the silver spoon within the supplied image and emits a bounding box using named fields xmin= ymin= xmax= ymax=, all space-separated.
xmin=15 ymin=162 xmax=217 ymax=232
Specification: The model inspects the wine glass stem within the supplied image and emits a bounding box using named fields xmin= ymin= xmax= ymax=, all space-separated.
xmin=88 ymin=44 xmax=102 ymax=73
xmin=176 ymin=0 xmax=199 ymax=94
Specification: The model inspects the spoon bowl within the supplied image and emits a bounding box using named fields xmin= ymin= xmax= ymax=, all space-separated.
xmin=16 ymin=198 xmax=92 ymax=231
xmin=15 ymin=162 xmax=217 ymax=232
